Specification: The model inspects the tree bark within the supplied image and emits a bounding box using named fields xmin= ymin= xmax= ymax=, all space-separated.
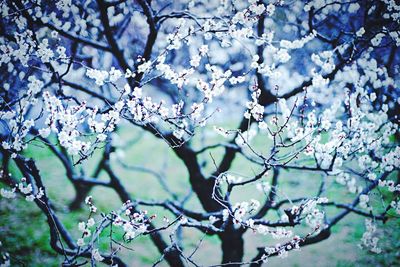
xmin=220 ymin=229 xmax=244 ymax=266
xmin=69 ymin=183 xmax=92 ymax=210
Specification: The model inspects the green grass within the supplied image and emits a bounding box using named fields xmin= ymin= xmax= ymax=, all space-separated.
xmin=1 ymin=125 xmax=399 ymax=266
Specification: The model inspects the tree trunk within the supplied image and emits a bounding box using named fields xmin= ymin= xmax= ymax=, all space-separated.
xmin=69 ymin=183 xmax=92 ymax=210
xmin=220 ymin=229 xmax=244 ymax=266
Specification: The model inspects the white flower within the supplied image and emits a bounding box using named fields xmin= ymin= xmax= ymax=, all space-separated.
xmin=137 ymin=61 xmax=151 ymax=73
xmin=371 ymin=33 xmax=385 ymax=46
xmin=199 ymin=45 xmax=208 ymax=56
xmin=37 ymin=39 xmax=54 ymax=63
xmin=370 ymin=92 xmax=377 ymax=101
xmin=246 ymin=218 xmax=254 ymax=228
xmin=86 ymin=69 xmax=109 ymax=86
xmin=173 ymin=129 xmax=184 ymax=139
xmin=190 ymin=55 xmax=201 ymax=67
xmin=123 ymin=84 xmax=131 ymax=95
xmin=348 ymin=3 xmax=360 ymax=13
xmin=92 ymin=248 xmax=104 ymax=262
xmin=180 ymin=216 xmax=188 ymax=224
xmin=77 ymin=238 xmax=85 ymax=246
xmin=132 ymin=87 xmax=142 ymax=98
xmin=78 ymin=222 xmax=86 ymax=232
xmin=222 ymin=209 xmax=229 ymax=221
xmin=367 ymin=173 xmax=377 ymax=181
xmin=1 ymin=188 xmax=16 ymax=199
xmin=359 ymin=194 xmax=369 ymax=209
xmin=266 ymin=3 xmax=275 ymax=15
xmin=97 ymin=133 xmax=107 ymax=142
xmin=360 ymin=219 xmax=381 ymax=253
xmin=257 ymin=225 xmax=268 ymax=235
xmin=312 ymin=74 xmax=329 ymax=88
xmin=125 ymin=69 xmax=135 ymax=78
xmin=19 ymin=183 xmax=33 ymax=194
xmin=85 ymin=195 xmax=92 ymax=205
xmin=109 ymin=67 xmax=122 ymax=82
xmin=25 ymin=195 xmax=35 ymax=201
xmin=356 ymin=27 xmax=365 ymax=37
xmin=38 ymin=128 xmax=51 ymax=138
xmin=321 ymin=119 xmax=331 ymax=130
xmin=190 ymin=102 xmax=204 ymax=120
xmin=87 ymin=218 xmax=95 ymax=227
xmin=250 ymin=3 xmax=266 ymax=15
xmin=137 ymin=224 xmax=148 ymax=234
xmin=214 ymin=126 xmax=229 ymax=138
xmin=56 ymin=46 xmax=66 ymax=57
xmin=209 ymin=216 xmax=218 ymax=224
xmin=83 ymin=229 xmax=91 ymax=238
xmin=224 ymin=174 xmax=243 ymax=184
xmin=2 ymin=141 xmax=11 ymax=150
xmin=27 ymin=76 xmax=44 ymax=95
xmin=36 ymin=188 xmax=44 ymax=199
xmin=274 ymin=49 xmax=291 ymax=63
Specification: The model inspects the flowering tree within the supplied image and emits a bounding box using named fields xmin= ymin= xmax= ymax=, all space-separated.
xmin=0 ymin=0 xmax=399 ymax=266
